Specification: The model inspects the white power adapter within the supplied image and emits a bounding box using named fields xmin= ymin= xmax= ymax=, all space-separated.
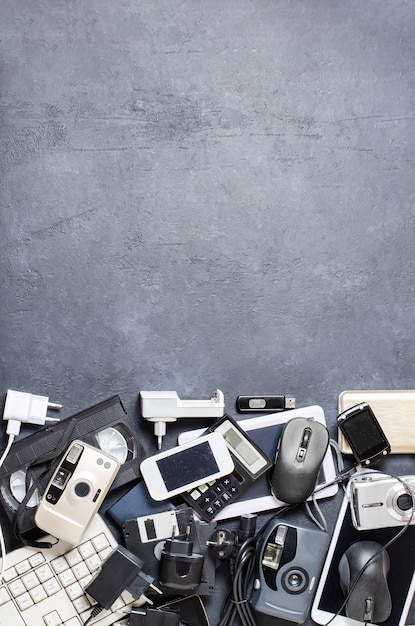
xmin=3 ymin=389 xmax=62 ymax=435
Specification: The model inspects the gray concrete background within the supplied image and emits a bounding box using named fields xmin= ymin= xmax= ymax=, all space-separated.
xmin=1 ymin=1 xmax=414 ymax=624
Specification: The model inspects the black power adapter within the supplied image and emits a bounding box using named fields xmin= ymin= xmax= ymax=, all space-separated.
xmin=159 ymin=525 xmax=204 ymax=590
xmin=84 ymin=545 xmax=161 ymax=623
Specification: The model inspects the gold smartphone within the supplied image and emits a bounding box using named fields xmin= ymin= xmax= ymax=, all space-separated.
xmin=338 ymin=390 xmax=415 ymax=454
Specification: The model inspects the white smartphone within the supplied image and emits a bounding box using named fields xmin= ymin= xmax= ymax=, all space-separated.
xmin=140 ymin=432 xmax=234 ymax=501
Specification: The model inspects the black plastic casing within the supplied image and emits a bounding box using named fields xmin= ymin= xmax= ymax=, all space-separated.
xmin=337 ymin=402 xmax=391 ymax=465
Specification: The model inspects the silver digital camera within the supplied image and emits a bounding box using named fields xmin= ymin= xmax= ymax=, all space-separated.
xmin=35 ymin=440 xmax=120 ymax=544
xmin=350 ymin=472 xmax=415 ymax=531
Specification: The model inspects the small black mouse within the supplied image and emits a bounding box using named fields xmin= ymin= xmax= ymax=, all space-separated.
xmin=270 ymin=417 xmax=329 ymax=504
xmin=338 ymin=540 xmax=391 ymax=623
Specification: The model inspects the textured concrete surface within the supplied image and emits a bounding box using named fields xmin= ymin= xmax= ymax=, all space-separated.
xmin=1 ymin=1 xmax=414 ymax=624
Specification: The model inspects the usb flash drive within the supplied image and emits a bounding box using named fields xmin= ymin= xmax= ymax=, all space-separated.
xmin=236 ymin=395 xmax=296 ymax=413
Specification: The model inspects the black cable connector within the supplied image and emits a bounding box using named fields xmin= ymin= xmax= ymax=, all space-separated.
xmin=206 ymin=528 xmax=237 ymax=559
xmin=213 ymin=515 xmax=258 ymax=626
xmin=83 ymin=605 xmax=104 ymax=626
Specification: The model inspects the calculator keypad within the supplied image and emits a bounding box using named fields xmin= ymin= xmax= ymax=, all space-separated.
xmin=184 ymin=470 xmax=245 ymax=520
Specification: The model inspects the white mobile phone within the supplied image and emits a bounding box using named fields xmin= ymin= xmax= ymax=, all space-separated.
xmin=140 ymin=432 xmax=234 ymax=501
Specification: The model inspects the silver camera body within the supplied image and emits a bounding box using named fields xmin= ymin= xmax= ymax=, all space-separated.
xmin=35 ymin=440 xmax=120 ymax=544
xmin=350 ymin=472 xmax=415 ymax=531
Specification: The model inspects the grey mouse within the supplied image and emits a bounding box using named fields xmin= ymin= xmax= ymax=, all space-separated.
xmin=270 ymin=417 xmax=329 ymax=504
xmin=338 ymin=540 xmax=391 ymax=623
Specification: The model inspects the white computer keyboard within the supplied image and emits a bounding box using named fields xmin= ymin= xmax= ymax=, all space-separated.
xmin=0 ymin=515 xmax=135 ymax=626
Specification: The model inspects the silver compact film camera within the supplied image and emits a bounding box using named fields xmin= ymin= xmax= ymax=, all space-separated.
xmin=350 ymin=472 xmax=415 ymax=531
xmin=35 ymin=440 xmax=120 ymax=544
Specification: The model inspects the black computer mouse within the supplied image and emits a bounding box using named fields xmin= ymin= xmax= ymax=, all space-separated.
xmin=270 ymin=417 xmax=329 ymax=504
xmin=338 ymin=540 xmax=391 ymax=623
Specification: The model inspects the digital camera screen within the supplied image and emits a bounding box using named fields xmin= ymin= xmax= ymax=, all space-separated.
xmin=156 ymin=441 xmax=219 ymax=491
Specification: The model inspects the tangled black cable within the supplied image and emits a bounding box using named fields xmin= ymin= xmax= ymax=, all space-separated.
xmin=218 ymin=535 xmax=257 ymax=626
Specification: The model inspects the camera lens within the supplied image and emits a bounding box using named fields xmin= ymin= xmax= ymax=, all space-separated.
xmin=74 ymin=481 xmax=91 ymax=498
xmin=397 ymin=493 xmax=413 ymax=512
xmin=281 ymin=567 xmax=309 ymax=594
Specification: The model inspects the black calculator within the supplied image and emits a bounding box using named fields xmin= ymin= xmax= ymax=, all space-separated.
xmin=181 ymin=414 xmax=273 ymax=521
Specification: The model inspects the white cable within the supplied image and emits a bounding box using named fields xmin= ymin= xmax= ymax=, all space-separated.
xmin=0 ymin=433 xmax=15 ymax=582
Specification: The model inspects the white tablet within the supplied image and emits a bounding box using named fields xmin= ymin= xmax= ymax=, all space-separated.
xmin=311 ymin=486 xmax=415 ymax=626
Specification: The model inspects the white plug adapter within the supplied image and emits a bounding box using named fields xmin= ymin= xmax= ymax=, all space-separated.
xmin=3 ymin=389 xmax=62 ymax=435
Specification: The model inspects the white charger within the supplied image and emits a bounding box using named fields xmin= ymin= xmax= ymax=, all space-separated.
xmin=140 ymin=389 xmax=224 ymax=449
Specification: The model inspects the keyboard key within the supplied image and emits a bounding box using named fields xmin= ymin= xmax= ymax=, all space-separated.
xmin=51 ymin=556 xmax=69 ymax=574
xmin=0 ymin=587 xmax=10 ymax=605
xmin=29 ymin=584 xmax=47 ymax=603
xmin=29 ymin=553 xmax=45 ymax=568
xmin=15 ymin=559 xmax=31 ymax=575
xmin=66 ymin=581 xmax=84 ymax=601
xmin=43 ymin=577 xmax=61 ymax=596
xmin=121 ymin=589 xmax=136 ymax=605
xmin=36 ymin=564 xmax=54 ymax=583
xmin=22 ymin=571 xmax=39 ymax=590
xmin=64 ymin=618 xmax=82 ymax=626
xmin=99 ymin=547 xmax=113 ymax=561
xmin=59 ymin=569 xmax=76 ymax=587
xmin=3 ymin=566 xmax=17 ymax=582
xmin=44 ymin=610 xmax=62 ymax=626
xmin=110 ymin=596 xmax=125 ymax=611
xmin=15 ymin=591 xmax=34 ymax=611
xmin=65 ymin=549 xmax=82 ymax=567
xmin=78 ymin=541 xmax=95 ymax=560
xmin=72 ymin=562 xmax=89 ymax=580
xmin=81 ymin=608 xmax=95 ymax=622
xmin=86 ymin=554 xmax=101 ymax=572
xmin=80 ymin=574 xmax=93 ymax=589
xmin=0 ymin=600 xmax=25 ymax=626
xmin=91 ymin=533 xmax=109 ymax=552
xmin=8 ymin=578 xmax=26 ymax=597
xmin=73 ymin=595 xmax=91 ymax=613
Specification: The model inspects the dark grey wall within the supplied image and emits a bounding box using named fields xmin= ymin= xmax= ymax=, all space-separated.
xmin=1 ymin=1 xmax=414 ymax=625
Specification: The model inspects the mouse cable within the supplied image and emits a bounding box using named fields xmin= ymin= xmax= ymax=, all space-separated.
xmin=305 ymin=494 xmax=328 ymax=532
xmin=305 ymin=439 xmax=354 ymax=532
xmin=312 ymin=438 xmax=359 ymax=497
xmin=323 ymin=471 xmax=415 ymax=626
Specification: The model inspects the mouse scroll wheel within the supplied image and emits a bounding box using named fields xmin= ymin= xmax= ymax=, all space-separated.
xmin=300 ymin=428 xmax=312 ymax=449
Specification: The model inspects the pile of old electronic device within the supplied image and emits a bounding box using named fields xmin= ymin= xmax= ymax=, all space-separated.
xmin=0 ymin=388 xmax=414 ymax=626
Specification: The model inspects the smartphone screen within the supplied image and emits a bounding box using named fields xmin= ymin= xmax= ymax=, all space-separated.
xmin=338 ymin=405 xmax=390 ymax=464
xmin=156 ymin=440 xmax=219 ymax=491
